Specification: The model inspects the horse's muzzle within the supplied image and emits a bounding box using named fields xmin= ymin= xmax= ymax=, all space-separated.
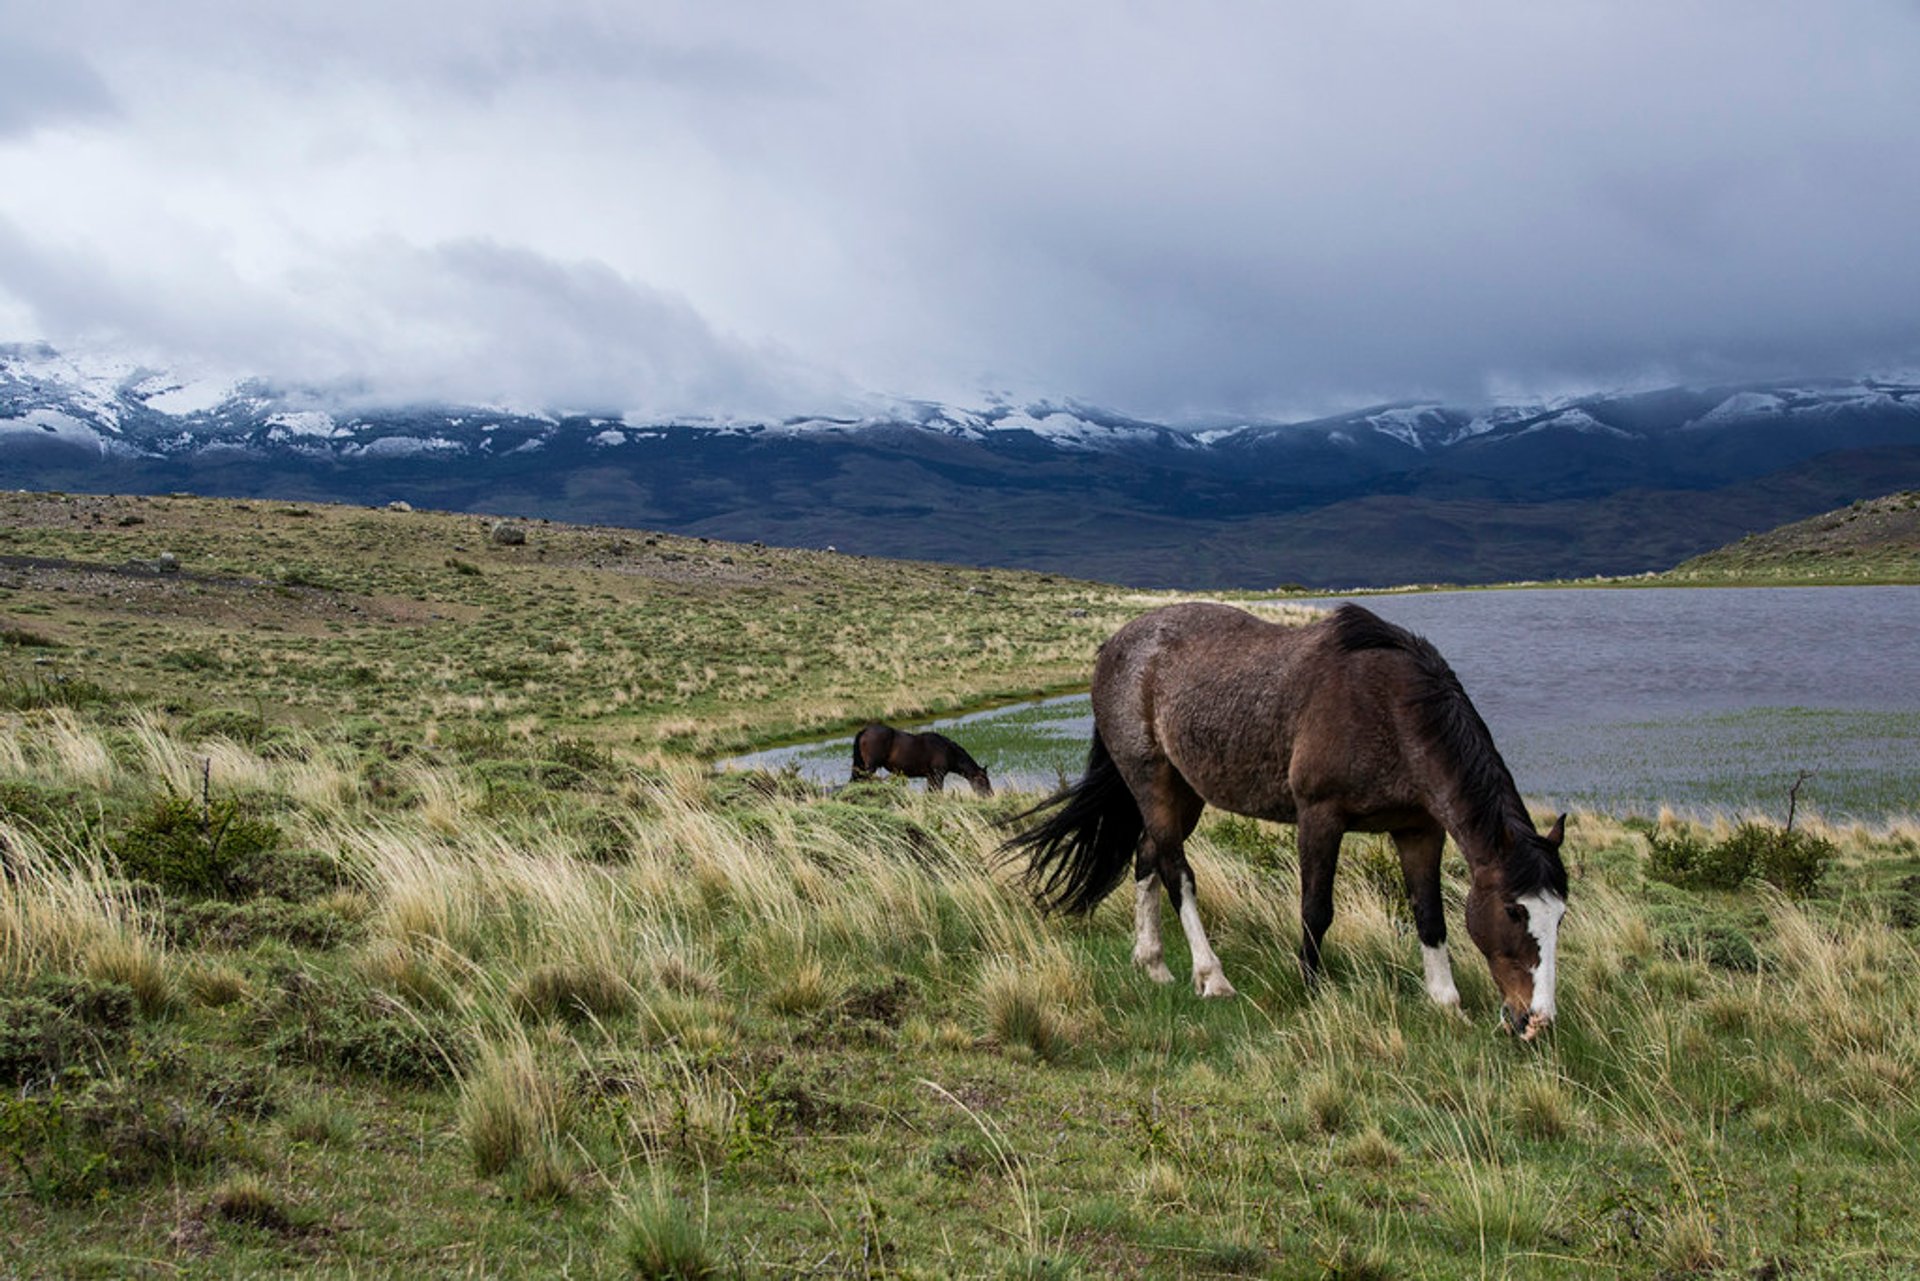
xmin=1502 ymin=1005 xmax=1549 ymax=1041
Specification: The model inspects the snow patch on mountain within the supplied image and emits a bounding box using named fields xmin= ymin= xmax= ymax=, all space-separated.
xmin=1515 ymin=408 xmax=1632 ymax=439
xmin=345 ymin=436 xmax=463 ymax=459
xmin=1701 ymin=392 xmax=1784 ymax=423
xmin=264 ymin=410 xmax=339 ymax=438
xmin=1362 ymin=405 xmax=1451 ymax=450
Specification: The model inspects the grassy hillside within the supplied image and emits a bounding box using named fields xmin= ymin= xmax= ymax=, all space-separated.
xmin=1664 ymin=489 xmax=1920 ymax=584
xmin=0 ymin=492 xmax=1140 ymax=757
xmin=5 ymin=492 xmax=1920 ymax=1277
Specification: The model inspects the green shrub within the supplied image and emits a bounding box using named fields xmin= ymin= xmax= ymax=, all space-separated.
xmin=0 ymin=1077 xmax=222 ymax=1203
xmin=511 ymin=961 xmax=635 ymax=1025
xmin=1739 ymin=824 xmax=1834 ymax=898
xmin=0 ymin=780 xmax=94 ymax=840
xmin=261 ymin=969 xmax=465 ymax=1085
xmin=180 ymin=706 xmax=268 ymax=744
xmin=1647 ymin=823 xmax=1833 ymax=898
xmin=0 ymin=624 xmax=61 ymax=648
xmin=0 ymin=670 xmax=117 ymax=711
xmin=166 ymin=898 xmax=360 ymax=951
xmin=114 ymin=795 xmax=285 ymax=899
xmin=0 ymin=976 xmax=136 ymax=1086
xmin=539 ymin=736 xmax=616 ymax=790
xmin=159 ymin=647 xmax=223 ymax=673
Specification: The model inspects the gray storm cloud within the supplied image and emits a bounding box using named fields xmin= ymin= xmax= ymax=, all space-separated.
xmin=1 ymin=1 xmax=1917 ymax=420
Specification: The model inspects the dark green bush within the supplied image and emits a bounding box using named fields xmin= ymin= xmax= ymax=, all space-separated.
xmin=261 ymin=970 xmax=465 ymax=1084
xmin=159 ymin=647 xmax=223 ymax=673
xmin=1647 ymin=903 xmax=1763 ymax=972
xmin=112 ymin=795 xmax=286 ymax=900
xmin=1737 ymin=824 xmax=1834 ymax=898
xmin=0 ymin=1073 xmax=221 ymax=1202
xmin=511 ymin=962 xmax=635 ymax=1025
xmin=1646 ymin=822 xmax=1833 ymax=898
xmin=0 ymin=779 xmax=95 ymax=841
xmin=180 ymin=706 xmax=268 ymax=744
xmin=165 ymin=898 xmax=360 ymax=950
xmin=0 ymin=976 xmax=136 ymax=1086
xmin=0 ymin=670 xmax=117 ymax=711
xmin=0 ymin=624 xmax=61 ymax=648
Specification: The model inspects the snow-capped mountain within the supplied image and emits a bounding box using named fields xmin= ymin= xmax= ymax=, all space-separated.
xmin=5 ymin=340 xmax=1919 ymax=588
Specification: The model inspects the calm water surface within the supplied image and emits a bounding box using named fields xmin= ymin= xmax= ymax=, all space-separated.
xmin=722 ymin=587 xmax=1920 ymax=821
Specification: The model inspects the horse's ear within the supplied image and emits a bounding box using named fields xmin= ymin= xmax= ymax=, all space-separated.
xmin=1544 ymin=813 xmax=1566 ymax=848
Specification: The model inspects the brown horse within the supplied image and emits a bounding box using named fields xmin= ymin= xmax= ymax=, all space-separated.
xmin=1001 ymin=602 xmax=1567 ymax=1037
xmin=851 ymin=723 xmax=993 ymax=796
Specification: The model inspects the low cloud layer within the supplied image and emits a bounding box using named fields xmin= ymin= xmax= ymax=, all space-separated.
xmin=2 ymin=1 xmax=1917 ymax=421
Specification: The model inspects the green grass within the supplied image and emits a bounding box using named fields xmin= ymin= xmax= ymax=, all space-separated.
xmin=4 ymin=706 xmax=1920 ymax=1277
xmin=0 ymin=491 xmax=1158 ymax=758
xmin=5 ymin=492 xmax=1920 ymax=1276
xmin=1661 ymin=489 xmax=1920 ymax=585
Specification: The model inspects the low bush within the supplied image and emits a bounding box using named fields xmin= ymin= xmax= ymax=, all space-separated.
xmin=0 ymin=975 xmax=137 ymax=1086
xmin=261 ymin=969 xmax=466 ymax=1085
xmin=113 ymin=795 xmax=285 ymax=900
xmin=0 ymin=671 xmax=117 ymax=711
xmin=165 ymin=897 xmax=361 ymax=951
xmin=1646 ymin=821 xmax=1834 ymax=897
xmin=511 ymin=960 xmax=635 ymax=1025
xmin=0 ymin=1075 xmax=222 ymax=1203
xmin=179 ymin=706 xmax=268 ymax=744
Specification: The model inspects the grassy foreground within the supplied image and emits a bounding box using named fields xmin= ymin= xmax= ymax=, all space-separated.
xmin=5 ymin=703 xmax=1920 ymax=1277
xmin=4 ymin=493 xmax=1920 ymax=1277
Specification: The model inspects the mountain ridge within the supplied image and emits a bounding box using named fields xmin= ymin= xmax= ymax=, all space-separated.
xmin=6 ymin=341 xmax=1919 ymax=588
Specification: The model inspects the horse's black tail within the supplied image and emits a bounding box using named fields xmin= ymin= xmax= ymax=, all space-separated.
xmin=997 ymin=729 xmax=1143 ymax=915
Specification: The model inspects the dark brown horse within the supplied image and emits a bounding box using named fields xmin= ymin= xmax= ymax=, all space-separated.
xmin=851 ymin=723 xmax=993 ymax=796
xmin=1002 ymin=602 xmax=1567 ymax=1037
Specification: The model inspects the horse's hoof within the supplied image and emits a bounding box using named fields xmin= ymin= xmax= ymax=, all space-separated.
xmin=1139 ymin=961 xmax=1176 ymax=984
xmin=1196 ymin=971 xmax=1237 ymax=999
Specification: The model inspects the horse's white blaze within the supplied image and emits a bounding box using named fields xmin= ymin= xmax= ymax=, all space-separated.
xmin=1517 ymin=891 xmax=1565 ymax=1022
xmin=1176 ymin=873 xmax=1236 ymax=997
xmin=1133 ymin=875 xmax=1174 ymax=982
xmin=1421 ymin=943 xmax=1460 ymax=1007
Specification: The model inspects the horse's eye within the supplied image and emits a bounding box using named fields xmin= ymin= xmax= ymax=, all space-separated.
xmin=1506 ymin=905 xmax=1527 ymax=925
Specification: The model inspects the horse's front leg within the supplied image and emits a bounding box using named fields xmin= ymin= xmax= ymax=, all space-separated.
xmin=1393 ymin=823 xmax=1460 ymax=1011
xmin=1296 ymin=807 xmax=1344 ymax=988
xmin=927 ymin=770 xmax=945 ymax=793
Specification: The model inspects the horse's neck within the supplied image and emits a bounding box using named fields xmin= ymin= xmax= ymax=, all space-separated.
xmin=1422 ymin=754 xmax=1528 ymax=873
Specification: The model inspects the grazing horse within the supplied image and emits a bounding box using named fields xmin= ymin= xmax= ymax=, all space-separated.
xmin=1001 ymin=602 xmax=1567 ymax=1038
xmin=851 ymin=723 xmax=993 ymax=796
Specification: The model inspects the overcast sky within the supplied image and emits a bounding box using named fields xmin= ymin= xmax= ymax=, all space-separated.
xmin=2 ymin=2 xmax=1918 ymax=422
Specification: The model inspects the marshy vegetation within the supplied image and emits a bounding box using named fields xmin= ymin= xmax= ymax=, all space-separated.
xmin=4 ymin=493 xmax=1920 ymax=1276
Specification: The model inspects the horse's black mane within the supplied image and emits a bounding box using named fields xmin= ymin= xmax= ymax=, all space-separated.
xmin=930 ymin=732 xmax=983 ymax=775
xmin=1328 ymin=604 xmax=1567 ymax=898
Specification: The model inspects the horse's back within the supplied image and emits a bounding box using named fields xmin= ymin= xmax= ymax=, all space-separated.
xmin=1094 ymin=603 xmax=1416 ymax=821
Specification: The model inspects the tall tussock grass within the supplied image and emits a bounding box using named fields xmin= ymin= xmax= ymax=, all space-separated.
xmin=7 ymin=708 xmax=1920 ymax=1274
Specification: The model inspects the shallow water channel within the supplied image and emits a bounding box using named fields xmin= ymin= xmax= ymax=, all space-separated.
xmin=719 ymin=586 xmax=1920 ymax=822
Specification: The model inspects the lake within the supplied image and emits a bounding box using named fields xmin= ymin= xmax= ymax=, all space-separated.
xmin=720 ymin=586 xmax=1920 ymax=822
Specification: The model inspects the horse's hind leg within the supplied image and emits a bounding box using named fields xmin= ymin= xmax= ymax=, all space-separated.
xmin=1131 ymin=848 xmax=1176 ymax=985
xmin=1393 ymin=823 xmax=1459 ymax=1010
xmin=1140 ymin=777 xmax=1234 ymax=998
